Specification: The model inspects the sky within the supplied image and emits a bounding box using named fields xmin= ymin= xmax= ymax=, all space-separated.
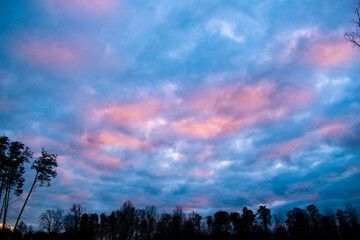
xmin=1 ymin=0 xmax=360 ymax=227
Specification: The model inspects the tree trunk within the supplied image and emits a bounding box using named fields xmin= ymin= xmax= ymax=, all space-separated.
xmin=0 ymin=186 xmax=6 ymax=221
xmin=0 ymin=180 xmax=4 ymax=201
xmin=14 ymin=172 xmax=38 ymax=230
xmin=1 ymin=187 xmax=9 ymax=231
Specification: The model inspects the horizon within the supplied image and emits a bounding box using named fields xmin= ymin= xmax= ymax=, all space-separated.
xmin=1 ymin=0 xmax=360 ymax=228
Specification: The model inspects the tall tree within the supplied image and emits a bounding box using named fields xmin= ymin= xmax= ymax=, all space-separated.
xmin=192 ymin=212 xmax=202 ymax=234
xmin=307 ymin=204 xmax=321 ymax=240
xmin=120 ymin=200 xmax=138 ymax=240
xmin=170 ymin=206 xmax=184 ymax=239
xmin=345 ymin=0 xmax=360 ymax=48
xmin=257 ymin=205 xmax=271 ymax=233
xmin=229 ymin=212 xmax=241 ymax=236
xmin=241 ymin=207 xmax=255 ymax=234
xmin=286 ymin=207 xmax=310 ymax=240
xmin=205 ymin=215 xmax=213 ymax=235
xmin=0 ymin=136 xmax=32 ymax=230
xmin=337 ymin=209 xmax=350 ymax=240
xmin=345 ymin=203 xmax=360 ymax=239
xmin=274 ymin=212 xmax=287 ymax=240
xmin=157 ymin=212 xmax=171 ymax=240
xmin=320 ymin=208 xmax=338 ymax=240
xmin=213 ymin=210 xmax=230 ymax=237
xmin=14 ymin=149 xmax=58 ymax=229
xmin=64 ymin=203 xmax=86 ymax=239
xmin=144 ymin=205 xmax=157 ymax=240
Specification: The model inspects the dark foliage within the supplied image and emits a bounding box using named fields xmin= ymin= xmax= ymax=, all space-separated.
xmin=8 ymin=202 xmax=359 ymax=240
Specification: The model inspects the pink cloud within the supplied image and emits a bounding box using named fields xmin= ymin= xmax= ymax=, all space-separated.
xmin=16 ymin=39 xmax=82 ymax=69
xmin=172 ymin=116 xmax=236 ymax=139
xmin=262 ymin=120 xmax=351 ymax=159
xmin=304 ymin=41 xmax=355 ymax=68
xmin=190 ymin=168 xmax=214 ymax=178
xmin=21 ymin=135 xmax=57 ymax=147
xmin=276 ymin=87 xmax=313 ymax=106
xmin=83 ymin=150 xmax=123 ymax=168
xmin=48 ymin=191 xmax=92 ymax=203
xmin=190 ymin=81 xmax=274 ymax=114
xmin=316 ymin=122 xmax=350 ymax=138
xmin=57 ymin=155 xmax=71 ymax=164
xmin=172 ymin=81 xmax=314 ymax=139
xmin=57 ymin=166 xmax=76 ymax=187
xmin=54 ymin=0 xmax=118 ymax=16
xmin=288 ymin=192 xmax=321 ymax=202
xmin=81 ymin=130 xmax=150 ymax=150
xmin=48 ymin=194 xmax=71 ymax=201
xmin=191 ymin=196 xmax=212 ymax=206
xmin=264 ymin=137 xmax=308 ymax=159
xmin=94 ymin=99 xmax=162 ymax=126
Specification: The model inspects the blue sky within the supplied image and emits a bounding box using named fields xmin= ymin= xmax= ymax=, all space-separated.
xmin=1 ymin=0 xmax=360 ymax=226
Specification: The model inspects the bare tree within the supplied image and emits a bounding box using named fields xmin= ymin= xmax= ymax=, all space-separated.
xmin=345 ymin=1 xmax=360 ymax=48
xmin=39 ymin=209 xmax=64 ymax=233
xmin=64 ymin=203 xmax=86 ymax=238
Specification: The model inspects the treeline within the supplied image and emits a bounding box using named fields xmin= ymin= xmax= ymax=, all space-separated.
xmin=6 ymin=201 xmax=360 ymax=240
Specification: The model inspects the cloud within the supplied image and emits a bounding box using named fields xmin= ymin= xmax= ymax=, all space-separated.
xmin=303 ymin=40 xmax=356 ymax=68
xmin=81 ymin=130 xmax=150 ymax=150
xmin=316 ymin=122 xmax=351 ymax=138
xmin=172 ymin=81 xmax=314 ymax=139
xmin=264 ymin=137 xmax=309 ymax=159
xmin=190 ymin=168 xmax=215 ymax=178
xmin=93 ymin=99 xmax=162 ymax=127
xmin=206 ymin=19 xmax=244 ymax=43
xmin=82 ymin=150 xmax=123 ymax=168
xmin=15 ymin=38 xmax=82 ymax=69
xmin=172 ymin=116 xmax=236 ymax=140
xmin=47 ymin=0 xmax=119 ymax=16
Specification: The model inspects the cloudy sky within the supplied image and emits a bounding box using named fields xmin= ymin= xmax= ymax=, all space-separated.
xmin=1 ymin=0 xmax=360 ymax=226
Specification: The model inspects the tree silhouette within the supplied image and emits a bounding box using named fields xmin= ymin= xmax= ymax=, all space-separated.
xmin=286 ymin=207 xmax=310 ymax=240
xmin=320 ymin=207 xmax=338 ymax=240
xmin=182 ymin=215 xmax=195 ymax=239
xmin=169 ymin=206 xmax=184 ymax=240
xmin=229 ymin=212 xmax=241 ymax=237
xmin=257 ymin=205 xmax=271 ymax=233
xmin=192 ymin=212 xmax=202 ymax=235
xmin=8 ymin=199 xmax=360 ymax=240
xmin=345 ymin=1 xmax=360 ymax=48
xmin=307 ymin=204 xmax=321 ymax=240
xmin=274 ymin=212 xmax=287 ymax=240
xmin=337 ymin=209 xmax=350 ymax=240
xmin=99 ymin=213 xmax=109 ymax=239
xmin=241 ymin=206 xmax=256 ymax=235
xmin=38 ymin=209 xmax=64 ymax=233
xmin=345 ymin=203 xmax=360 ymax=239
xmin=144 ymin=206 xmax=157 ymax=240
xmin=14 ymin=148 xmax=58 ymax=230
xmin=64 ymin=203 xmax=86 ymax=239
xmin=120 ymin=200 xmax=138 ymax=240
xmin=213 ymin=210 xmax=230 ymax=239
xmin=205 ymin=215 xmax=213 ymax=235
xmin=0 ymin=136 xmax=32 ymax=231
xmin=156 ymin=212 xmax=171 ymax=240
